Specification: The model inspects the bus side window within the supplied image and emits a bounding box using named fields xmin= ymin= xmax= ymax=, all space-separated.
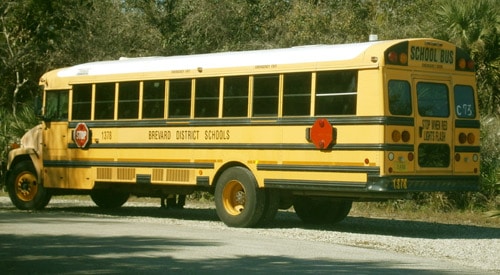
xmin=45 ymin=90 xmax=69 ymax=121
xmin=223 ymin=76 xmax=249 ymax=117
xmin=315 ymin=70 xmax=357 ymax=115
xmin=283 ymin=72 xmax=311 ymax=116
xmin=143 ymin=80 xmax=165 ymax=119
xmin=72 ymin=84 xmax=92 ymax=120
xmin=253 ymin=74 xmax=279 ymax=117
xmin=388 ymin=80 xmax=412 ymax=115
xmin=118 ymin=81 xmax=139 ymax=119
xmin=95 ymin=83 xmax=115 ymax=120
xmin=169 ymin=79 xmax=191 ymax=118
xmin=195 ymin=77 xmax=219 ymax=118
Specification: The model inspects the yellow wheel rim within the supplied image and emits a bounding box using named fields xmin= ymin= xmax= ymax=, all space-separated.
xmin=222 ymin=180 xmax=246 ymax=216
xmin=14 ymin=171 xmax=38 ymax=202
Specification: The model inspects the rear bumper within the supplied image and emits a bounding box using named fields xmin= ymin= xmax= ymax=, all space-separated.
xmin=367 ymin=175 xmax=480 ymax=192
xmin=264 ymin=175 xmax=480 ymax=199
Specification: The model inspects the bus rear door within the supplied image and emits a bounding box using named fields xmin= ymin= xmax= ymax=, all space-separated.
xmin=413 ymin=78 xmax=453 ymax=174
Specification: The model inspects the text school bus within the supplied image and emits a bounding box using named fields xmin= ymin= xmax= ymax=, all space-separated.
xmin=4 ymin=38 xmax=479 ymax=227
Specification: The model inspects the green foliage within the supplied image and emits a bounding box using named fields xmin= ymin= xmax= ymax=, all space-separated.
xmin=480 ymin=115 xmax=500 ymax=196
xmin=0 ymin=0 xmax=499 ymax=211
xmin=0 ymin=1 xmax=41 ymax=110
xmin=1 ymin=0 xmax=164 ymax=112
xmin=0 ymin=104 xmax=39 ymax=189
xmin=436 ymin=0 xmax=500 ymax=117
xmin=0 ymin=104 xmax=38 ymax=155
xmin=367 ymin=0 xmax=436 ymax=40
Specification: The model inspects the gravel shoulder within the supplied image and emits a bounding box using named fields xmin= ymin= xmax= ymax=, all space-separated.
xmin=1 ymin=194 xmax=499 ymax=273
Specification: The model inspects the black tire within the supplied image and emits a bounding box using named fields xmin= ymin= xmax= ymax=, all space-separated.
xmin=293 ymin=197 xmax=352 ymax=225
xmin=255 ymin=189 xmax=280 ymax=227
xmin=215 ymin=167 xmax=265 ymax=228
xmin=7 ymin=160 xmax=51 ymax=210
xmin=90 ymin=189 xmax=129 ymax=208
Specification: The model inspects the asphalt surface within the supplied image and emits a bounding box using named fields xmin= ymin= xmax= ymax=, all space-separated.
xmin=0 ymin=196 xmax=498 ymax=274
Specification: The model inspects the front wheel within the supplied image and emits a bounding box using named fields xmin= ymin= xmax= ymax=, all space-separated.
xmin=90 ymin=189 xmax=129 ymax=208
xmin=7 ymin=160 xmax=51 ymax=210
xmin=293 ymin=197 xmax=352 ymax=225
xmin=215 ymin=167 xmax=266 ymax=228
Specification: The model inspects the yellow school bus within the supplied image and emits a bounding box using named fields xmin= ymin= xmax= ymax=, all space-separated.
xmin=4 ymin=38 xmax=480 ymax=227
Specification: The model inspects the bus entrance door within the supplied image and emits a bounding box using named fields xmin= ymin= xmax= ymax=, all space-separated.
xmin=42 ymin=121 xmax=70 ymax=188
xmin=41 ymin=89 xmax=73 ymax=188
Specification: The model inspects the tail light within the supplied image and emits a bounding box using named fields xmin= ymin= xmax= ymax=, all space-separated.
xmin=458 ymin=132 xmax=475 ymax=144
xmin=467 ymin=133 xmax=475 ymax=144
xmin=391 ymin=130 xmax=401 ymax=142
xmin=458 ymin=132 xmax=467 ymax=144
xmin=391 ymin=130 xmax=410 ymax=143
xmin=401 ymin=130 xmax=410 ymax=142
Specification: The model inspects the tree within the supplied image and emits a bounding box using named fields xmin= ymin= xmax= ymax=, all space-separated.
xmin=0 ymin=1 xmax=39 ymax=113
xmin=365 ymin=0 xmax=437 ymax=40
xmin=0 ymin=0 xmax=164 ymax=113
xmin=41 ymin=0 xmax=164 ymax=66
xmin=435 ymin=0 xmax=500 ymax=116
xmin=434 ymin=0 xmax=499 ymax=201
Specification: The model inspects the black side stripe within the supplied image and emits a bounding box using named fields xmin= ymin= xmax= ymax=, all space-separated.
xmin=43 ymin=160 xmax=214 ymax=169
xmin=68 ymin=142 xmax=414 ymax=151
xmin=68 ymin=116 xmax=415 ymax=128
xmin=258 ymin=163 xmax=380 ymax=174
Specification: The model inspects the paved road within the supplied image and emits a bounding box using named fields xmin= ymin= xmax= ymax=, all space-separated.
xmin=0 ymin=196 xmax=497 ymax=274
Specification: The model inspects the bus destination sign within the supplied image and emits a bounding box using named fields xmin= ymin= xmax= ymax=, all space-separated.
xmin=408 ymin=42 xmax=455 ymax=70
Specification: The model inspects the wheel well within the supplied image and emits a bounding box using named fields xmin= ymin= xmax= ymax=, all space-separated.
xmin=211 ymin=161 xmax=250 ymax=193
xmin=9 ymin=155 xmax=32 ymax=172
xmin=4 ymin=155 xmax=34 ymax=189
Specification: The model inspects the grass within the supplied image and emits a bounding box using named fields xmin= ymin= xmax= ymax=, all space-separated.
xmin=351 ymin=201 xmax=500 ymax=228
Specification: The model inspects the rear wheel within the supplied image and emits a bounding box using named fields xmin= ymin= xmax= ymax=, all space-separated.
xmin=215 ymin=167 xmax=266 ymax=228
xmin=90 ymin=189 xmax=129 ymax=208
xmin=293 ymin=197 xmax=352 ymax=224
xmin=7 ymin=160 xmax=51 ymax=210
xmin=255 ymin=189 xmax=280 ymax=227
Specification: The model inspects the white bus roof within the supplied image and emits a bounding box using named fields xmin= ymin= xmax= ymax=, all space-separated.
xmin=57 ymin=41 xmax=386 ymax=77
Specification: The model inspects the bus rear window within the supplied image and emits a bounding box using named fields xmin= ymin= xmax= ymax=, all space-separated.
xmin=388 ymin=80 xmax=411 ymax=115
xmin=454 ymin=85 xmax=475 ymax=118
xmin=417 ymin=82 xmax=449 ymax=117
